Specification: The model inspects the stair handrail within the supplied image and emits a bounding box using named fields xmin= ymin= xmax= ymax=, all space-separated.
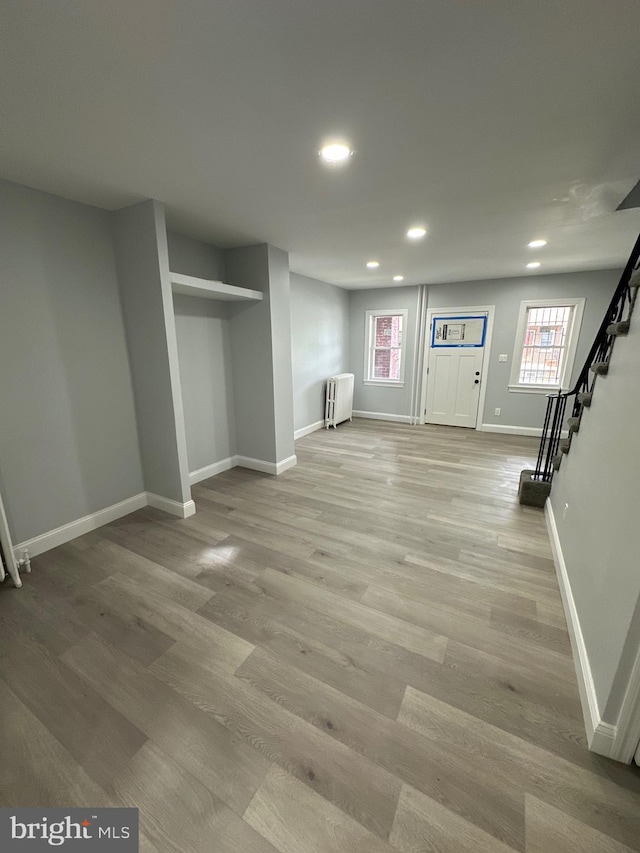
xmin=532 ymin=232 xmax=640 ymax=483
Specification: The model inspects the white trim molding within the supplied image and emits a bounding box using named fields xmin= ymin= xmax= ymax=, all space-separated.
xmin=364 ymin=308 xmax=409 ymax=386
xmin=13 ymin=492 xmax=148 ymax=559
xmin=545 ymin=500 xmax=617 ymax=758
xmin=236 ymin=455 xmax=297 ymax=475
xmin=294 ymin=420 xmax=324 ymax=440
xmin=189 ymin=456 xmax=236 ymax=485
xmin=146 ymin=493 xmax=196 ymax=519
xmin=510 ymin=297 xmax=585 ymax=392
xmin=13 ymin=490 xmax=200 ymax=560
xmin=352 ymin=411 xmax=412 ymax=424
xmin=479 ymin=423 xmax=569 ymax=439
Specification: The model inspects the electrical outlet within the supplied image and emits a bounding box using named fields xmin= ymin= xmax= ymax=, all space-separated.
xmin=498 ymin=354 xmax=508 ymax=363
xmin=563 ymin=502 xmax=569 ymax=520
xmin=494 ymin=408 xmax=501 ymax=416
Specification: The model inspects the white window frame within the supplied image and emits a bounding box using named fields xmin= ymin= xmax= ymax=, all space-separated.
xmin=508 ymin=297 xmax=585 ymax=394
xmin=364 ymin=308 xmax=409 ymax=387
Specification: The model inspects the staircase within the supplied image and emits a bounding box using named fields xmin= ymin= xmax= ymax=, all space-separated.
xmin=519 ymin=234 xmax=640 ymax=507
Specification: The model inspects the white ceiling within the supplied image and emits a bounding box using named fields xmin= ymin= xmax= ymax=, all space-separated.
xmin=2 ymin=0 xmax=640 ymax=289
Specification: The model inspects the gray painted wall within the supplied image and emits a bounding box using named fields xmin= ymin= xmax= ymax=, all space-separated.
xmin=426 ymin=269 xmax=619 ymax=428
xmin=173 ymin=295 xmax=237 ymax=472
xmin=112 ymin=200 xmax=191 ymax=504
xmin=0 ymin=180 xmax=143 ymax=543
xmin=349 ymin=286 xmax=421 ymax=417
xmin=549 ymin=312 xmax=640 ymax=721
xmin=224 ymin=244 xmax=295 ymax=465
xmin=290 ymin=273 xmax=350 ymax=431
xmin=267 ymin=245 xmax=295 ymax=462
xmin=225 ymin=245 xmax=278 ymax=463
xmin=167 ymin=230 xmax=225 ymax=281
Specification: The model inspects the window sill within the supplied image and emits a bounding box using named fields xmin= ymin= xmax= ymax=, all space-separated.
xmin=363 ymin=380 xmax=405 ymax=388
xmin=508 ymin=384 xmax=563 ymax=395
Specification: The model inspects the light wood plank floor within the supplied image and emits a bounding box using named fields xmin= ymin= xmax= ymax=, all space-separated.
xmin=2 ymin=420 xmax=640 ymax=852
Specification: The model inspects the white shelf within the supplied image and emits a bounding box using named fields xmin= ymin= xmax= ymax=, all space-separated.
xmin=170 ymin=272 xmax=263 ymax=303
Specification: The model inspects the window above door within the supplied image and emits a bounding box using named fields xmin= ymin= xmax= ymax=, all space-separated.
xmin=364 ymin=309 xmax=408 ymax=386
xmin=509 ymin=298 xmax=585 ymax=393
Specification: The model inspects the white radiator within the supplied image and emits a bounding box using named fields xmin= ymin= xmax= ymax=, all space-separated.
xmin=325 ymin=373 xmax=354 ymax=429
xmin=0 ymin=490 xmax=23 ymax=587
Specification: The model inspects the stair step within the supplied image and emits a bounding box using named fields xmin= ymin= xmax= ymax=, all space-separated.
xmin=552 ymin=454 xmax=563 ymax=471
xmin=577 ymin=392 xmax=593 ymax=407
xmin=567 ymin=416 xmax=581 ymax=434
xmin=606 ymin=320 xmax=630 ymax=336
xmin=559 ymin=438 xmax=571 ymax=455
xmin=590 ymin=361 xmax=609 ymax=376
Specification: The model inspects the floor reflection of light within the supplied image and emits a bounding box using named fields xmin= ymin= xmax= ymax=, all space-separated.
xmin=202 ymin=545 xmax=240 ymax=565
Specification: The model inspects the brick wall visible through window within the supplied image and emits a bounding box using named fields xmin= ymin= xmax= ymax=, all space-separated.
xmin=365 ymin=310 xmax=407 ymax=384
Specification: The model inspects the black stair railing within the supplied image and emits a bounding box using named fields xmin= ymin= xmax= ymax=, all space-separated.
xmin=532 ymin=232 xmax=640 ymax=483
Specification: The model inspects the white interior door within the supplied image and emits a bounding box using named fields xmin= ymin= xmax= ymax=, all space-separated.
xmin=425 ymin=313 xmax=487 ymax=428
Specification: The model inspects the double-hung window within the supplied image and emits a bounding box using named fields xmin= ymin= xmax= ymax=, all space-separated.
xmin=364 ymin=309 xmax=408 ymax=386
xmin=509 ymin=298 xmax=585 ymax=393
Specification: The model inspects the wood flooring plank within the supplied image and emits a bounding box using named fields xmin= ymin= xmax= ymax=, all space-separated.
xmin=525 ymin=795 xmax=635 ymax=853
xmin=390 ymin=783 xmax=518 ymax=853
xmin=61 ymin=633 xmax=270 ymax=815
xmin=149 ymin=642 xmax=402 ymax=839
xmin=360 ymin=584 xmax=574 ymax=676
xmin=109 ymin=740 xmax=278 ymax=853
xmin=0 ymin=684 xmax=113 ymax=807
xmin=243 ymin=767 xmax=394 ymax=853
xmin=198 ymin=587 xmax=408 ymax=717
xmin=253 ymin=568 xmax=448 ymax=661
xmin=89 ymin=571 xmax=255 ymax=667
xmin=399 ymin=685 xmax=640 ymax=851
xmin=489 ymin=606 xmax=572 ymax=657
xmin=236 ymin=647 xmax=526 ymax=849
xmin=1 ymin=631 xmax=146 ymax=787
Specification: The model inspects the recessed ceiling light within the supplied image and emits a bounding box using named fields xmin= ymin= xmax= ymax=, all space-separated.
xmin=393 ymin=275 xmax=404 ymax=282
xmin=528 ymin=239 xmax=547 ymax=248
xmin=406 ymin=226 xmax=427 ymax=240
xmin=527 ymin=262 xmax=541 ymax=269
xmin=319 ymin=142 xmax=352 ymax=164
xmin=366 ymin=260 xmax=380 ymax=269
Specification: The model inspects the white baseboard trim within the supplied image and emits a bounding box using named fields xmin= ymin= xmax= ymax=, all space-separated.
xmin=353 ymin=411 xmax=412 ymax=424
xmin=13 ymin=492 xmax=148 ymax=559
xmin=146 ymin=492 xmax=196 ymax=519
xmin=189 ymin=456 xmax=236 ymax=485
xmin=236 ymin=454 xmax=297 ymax=476
xmin=480 ymin=423 xmax=569 ymax=438
xmin=545 ymin=499 xmax=617 ymax=757
xmin=294 ymin=420 xmax=324 ymax=440
xmin=275 ymin=454 xmax=297 ymax=474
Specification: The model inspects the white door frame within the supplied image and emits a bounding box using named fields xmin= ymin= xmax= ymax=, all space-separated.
xmin=420 ymin=304 xmax=495 ymax=428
